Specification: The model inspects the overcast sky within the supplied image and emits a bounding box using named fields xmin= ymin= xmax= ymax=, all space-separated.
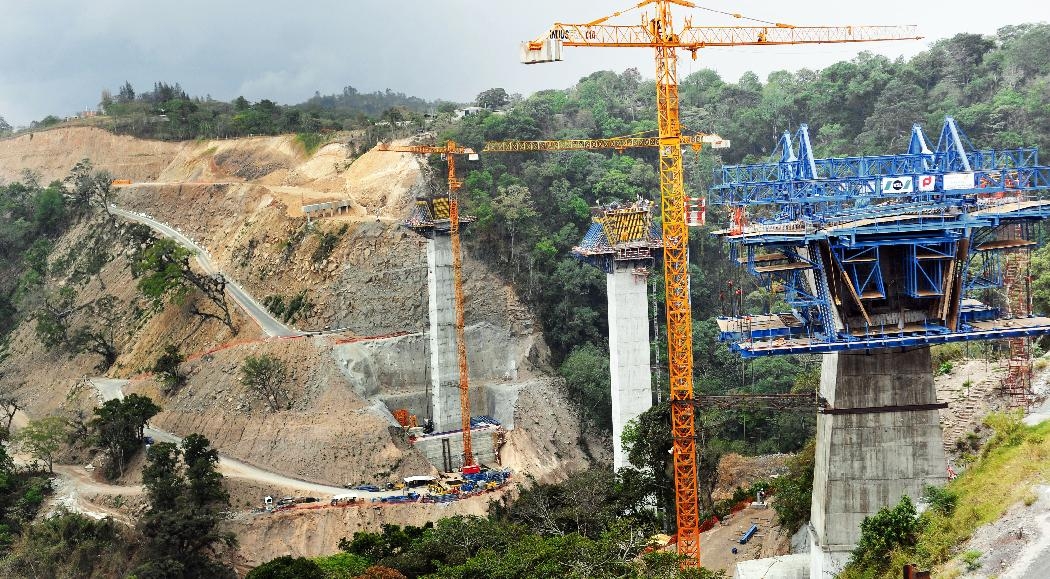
xmin=0 ymin=1 xmax=1044 ymax=126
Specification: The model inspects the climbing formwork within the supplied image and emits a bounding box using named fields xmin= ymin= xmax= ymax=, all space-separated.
xmin=572 ymin=200 xmax=663 ymax=471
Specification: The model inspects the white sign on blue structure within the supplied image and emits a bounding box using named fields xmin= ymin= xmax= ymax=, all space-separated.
xmin=943 ymin=172 xmax=976 ymax=190
xmin=881 ymin=176 xmax=914 ymax=194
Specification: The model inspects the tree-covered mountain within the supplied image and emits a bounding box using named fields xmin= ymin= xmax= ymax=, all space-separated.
xmin=34 ymin=81 xmax=444 ymax=141
xmin=434 ymin=24 xmax=1050 ymax=455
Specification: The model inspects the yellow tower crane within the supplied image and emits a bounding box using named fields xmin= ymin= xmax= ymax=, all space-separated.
xmin=519 ymin=1 xmax=920 ymax=565
xmin=377 ymin=140 xmax=479 ymax=468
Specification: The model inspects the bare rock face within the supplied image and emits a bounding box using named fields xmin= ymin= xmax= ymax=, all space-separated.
xmin=148 ymin=336 xmax=435 ymax=486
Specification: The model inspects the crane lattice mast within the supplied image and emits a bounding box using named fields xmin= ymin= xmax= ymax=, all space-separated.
xmin=377 ymin=140 xmax=478 ymax=467
xmin=519 ymin=0 xmax=919 ymax=565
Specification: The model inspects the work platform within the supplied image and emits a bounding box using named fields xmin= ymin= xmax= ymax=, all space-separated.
xmin=712 ymin=118 xmax=1050 ymax=358
xmin=711 ymin=118 xmax=1050 ymax=577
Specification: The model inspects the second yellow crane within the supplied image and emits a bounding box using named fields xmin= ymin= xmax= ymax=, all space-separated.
xmin=377 ymin=139 xmax=479 ymax=468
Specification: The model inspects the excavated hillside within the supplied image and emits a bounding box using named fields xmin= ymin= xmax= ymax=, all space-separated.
xmin=0 ymin=127 xmax=606 ymax=551
xmin=0 ymin=127 xmax=181 ymax=184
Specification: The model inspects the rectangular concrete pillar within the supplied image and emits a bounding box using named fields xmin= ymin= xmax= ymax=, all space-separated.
xmin=411 ymin=427 xmax=499 ymax=472
xmin=607 ymin=263 xmax=654 ymax=471
xmin=427 ymin=234 xmax=460 ymax=432
xmin=810 ymin=347 xmax=947 ymax=576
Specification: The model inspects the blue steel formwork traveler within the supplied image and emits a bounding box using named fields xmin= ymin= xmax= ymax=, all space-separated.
xmin=712 ymin=117 xmax=1050 ymax=360
xmin=711 ymin=118 xmax=1050 ymax=577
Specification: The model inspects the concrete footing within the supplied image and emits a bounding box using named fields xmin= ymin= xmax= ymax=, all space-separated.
xmin=607 ymin=262 xmax=654 ymax=471
xmin=411 ymin=425 xmax=500 ymax=471
xmin=809 ymin=347 xmax=947 ymax=575
xmin=734 ymin=554 xmax=810 ymax=579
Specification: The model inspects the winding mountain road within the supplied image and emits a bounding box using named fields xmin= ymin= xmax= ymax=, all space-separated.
xmin=89 ymin=378 xmax=364 ymax=498
xmin=108 ymin=205 xmax=301 ymax=338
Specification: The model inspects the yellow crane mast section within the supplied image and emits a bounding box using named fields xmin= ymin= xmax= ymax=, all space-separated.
xmin=375 ymin=141 xmax=477 ymax=467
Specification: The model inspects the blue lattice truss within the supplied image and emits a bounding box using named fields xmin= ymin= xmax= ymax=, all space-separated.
xmin=713 ymin=117 xmax=1050 ymax=358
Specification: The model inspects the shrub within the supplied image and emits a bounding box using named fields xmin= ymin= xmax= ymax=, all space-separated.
xmin=772 ymin=438 xmax=815 ymax=533
xmin=296 ymin=132 xmax=326 ymax=155
xmin=153 ymin=344 xmax=186 ymax=395
xmin=921 ymin=484 xmax=958 ymax=516
xmin=983 ymin=410 xmax=1025 ymax=454
xmin=246 ymin=556 xmax=325 ymax=579
xmin=240 ymin=354 xmax=290 ymax=412
xmin=962 ymin=549 xmax=982 ymax=571
xmin=312 ymin=552 xmax=370 ymax=578
xmin=848 ymin=495 xmax=919 ymax=573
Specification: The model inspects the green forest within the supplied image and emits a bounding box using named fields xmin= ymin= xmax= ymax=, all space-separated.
xmin=427 ymin=24 xmax=1050 ymax=460
xmin=8 ymin=81 xmax=440 ymax=142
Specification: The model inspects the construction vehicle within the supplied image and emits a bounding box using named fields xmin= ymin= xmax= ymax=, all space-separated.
xmin=377 ymin=140 xmax=479 ymax=468
xmin=518 ymin=0 xmax=919 ymax=566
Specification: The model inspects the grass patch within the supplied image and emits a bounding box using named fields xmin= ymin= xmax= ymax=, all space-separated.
xmin=841 ymin=412 xmax=1050 ymax=578
xmin=295 ymin=132 xmax=326 ymax=155
xmin=311 ymin=223 xmax=349 ymax=263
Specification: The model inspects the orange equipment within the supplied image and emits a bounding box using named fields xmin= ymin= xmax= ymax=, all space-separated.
xmin=519 ymin=1 xmax=919 ymax=566
xmin=392 ymin=408 xmax=419 ymax=428
xmin=377 ymin=140 xmax=479 ymax=467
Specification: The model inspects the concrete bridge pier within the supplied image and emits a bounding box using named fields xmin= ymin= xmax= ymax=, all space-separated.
xmin=426 ymin=233 xmax=461 ymax=432
xmin=809 ymin=347 xmax=947 ymax=577
xmin=607 ymin=261 xmax=654 ymax=471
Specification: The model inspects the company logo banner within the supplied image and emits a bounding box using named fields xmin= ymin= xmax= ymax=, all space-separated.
xmin=881 ymin=176 xmax=914 ymax=194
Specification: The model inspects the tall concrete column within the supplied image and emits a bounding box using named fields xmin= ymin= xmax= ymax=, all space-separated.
xmin=810 ymin=347 xmax=947 ymax=577
xmin=426 ymin=233 xmax=460 ymax=431
xmin=607 ymin=262 xmax=654 ymax=471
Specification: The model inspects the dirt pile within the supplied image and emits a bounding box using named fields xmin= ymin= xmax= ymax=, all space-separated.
xmin=713 ymin=453 xmax=791 ymax=502
xmin=500 ymin=379 xmax=611 ymax=482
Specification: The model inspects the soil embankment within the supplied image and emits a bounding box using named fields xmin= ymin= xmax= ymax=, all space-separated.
xmin=0 ymin=126 xmax=606 ymax=568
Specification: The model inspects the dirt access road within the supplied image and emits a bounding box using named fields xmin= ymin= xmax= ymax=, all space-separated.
xmin=108 ymin=205 xmax=300 ymax=338
xmin=88 ymin=378 xmax=400 ymax=500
